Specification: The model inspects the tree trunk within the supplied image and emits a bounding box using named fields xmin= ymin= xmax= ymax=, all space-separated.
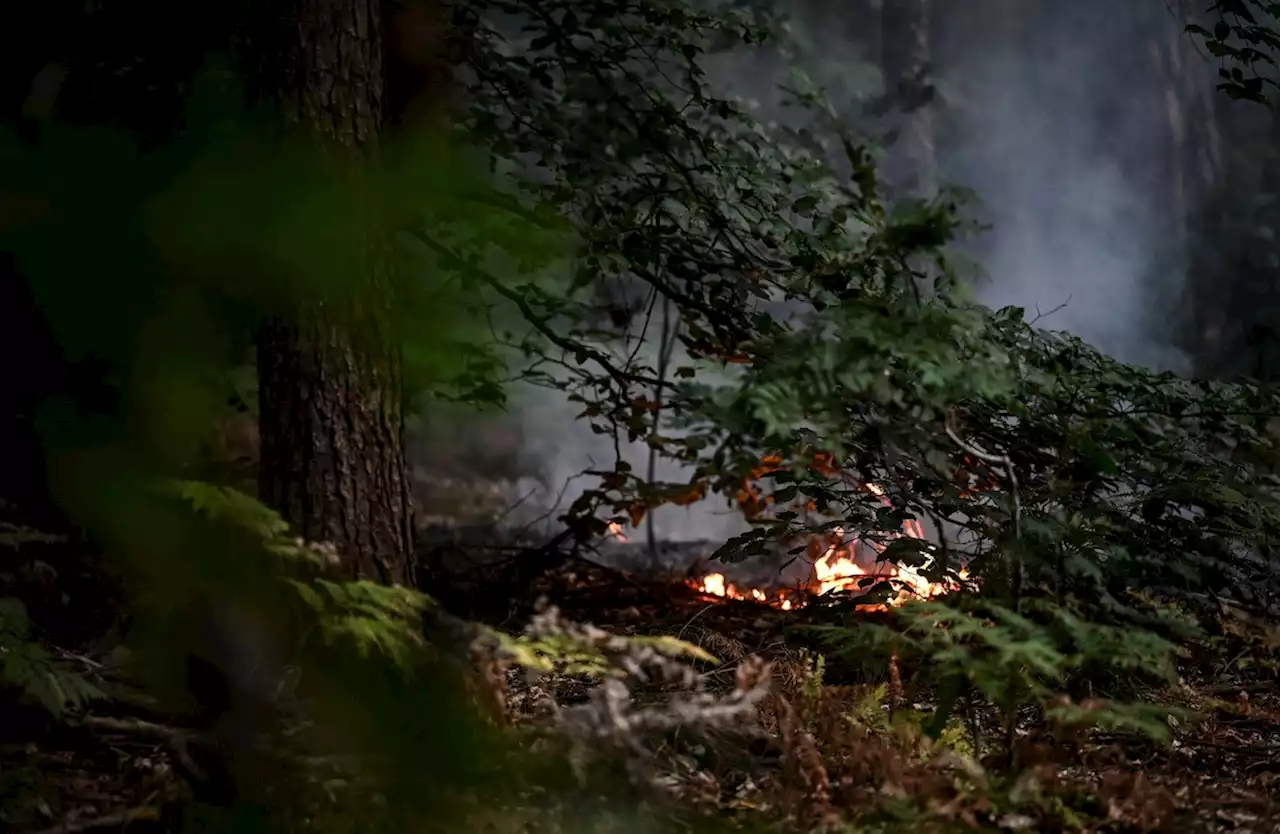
xmin=1154 ymin=1 xmax=1222 ymax=249
xmin=253 ymin=0 xmax=414 ymax=586
xmin=842 ymin=0 xmax=881 ymax=65
xmin=881 ymin=0 xmax=934 ymax=196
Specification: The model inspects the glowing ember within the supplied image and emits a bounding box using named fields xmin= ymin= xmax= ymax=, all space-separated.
xmin=606 ymin=521 xmax=628 ymax=541
xmin=695 ymin=573 xmax=795 ymax=610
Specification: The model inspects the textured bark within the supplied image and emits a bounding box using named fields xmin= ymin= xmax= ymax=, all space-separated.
xmin=254 ymin=0 xmax=413 ymax=585
xmin=881 ymin=0 xmax=934 ymax=196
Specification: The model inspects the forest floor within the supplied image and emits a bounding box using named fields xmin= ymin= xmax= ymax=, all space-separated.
xmin=506 ymin=559 xmax=1280 ymax=833
xmin=4 ymin=554 xmax=1279 ymax=834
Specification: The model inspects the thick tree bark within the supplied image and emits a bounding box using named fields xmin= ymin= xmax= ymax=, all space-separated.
xmin=881 ymin=0 xmax=934 ymax=196
xmin=254 ymin=0 xmax=414 ymax=586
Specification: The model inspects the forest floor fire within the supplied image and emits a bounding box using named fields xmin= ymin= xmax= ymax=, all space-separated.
xmin=606 ymin=477 xmax=967 ymax=612
xmin=686 ymin=531 xmax=965 ymax=611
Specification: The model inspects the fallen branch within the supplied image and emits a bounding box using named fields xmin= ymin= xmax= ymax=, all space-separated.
xmin=1187 ymin=739 xmax=1280 ymax=756
xmin=80 ymin=715 xmax=206 ymax=780
xmin=81 ymin=715 xmax=200 ymax=743
xmin=35 ymin=806 xmax=161 ymax=834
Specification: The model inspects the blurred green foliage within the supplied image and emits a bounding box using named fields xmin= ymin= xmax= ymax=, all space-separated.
xmin=0 ymin=49 xmax=576 ymax=832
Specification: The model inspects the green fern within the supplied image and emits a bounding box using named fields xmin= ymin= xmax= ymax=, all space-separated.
xmin=1044 ymin=698 xmax=1186 ymax=744
xmin=166 ymin=479 xmax=725 ymax=705
xmin=290 ymin=579 xmax=430 ymax=667
xmin=165 ymin=480 xmax=324 ymax=567
xmin=490 ymin=625 xmax=718 ymax=679
xmin=494 ymin=631 xmax=614 ymax=678
xmin=812 ymin=597 xmax=1181 ymax=747
xmin=168 ymin=479 xmax=433 ymax=670
xmin=0 ymin=598 xmax=101 ymax=717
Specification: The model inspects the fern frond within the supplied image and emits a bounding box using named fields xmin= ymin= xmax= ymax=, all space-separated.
xmin=0 ymin=598 xmax=102 ymax=717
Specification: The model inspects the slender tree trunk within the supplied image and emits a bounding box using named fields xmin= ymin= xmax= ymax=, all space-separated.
xmin=253 ymin=0 xmax=414 ymax=586
xmin=1155 ymin=1 xmax=1222 ymax=248
xmin=1164 ymin=0 xmax=1228 ymax=375
xmin=881 ymin=0 xmax=934 ymax=196
xmin=1177 ymin=1 xmax=1223 ymax=219
xmin=844 ymin=0 xmax=881 ymax=65
xmin=1156 ymin=37 xmax=1190 ymax=245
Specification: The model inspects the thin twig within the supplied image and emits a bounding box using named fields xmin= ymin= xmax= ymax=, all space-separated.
xmin=404 ymin=226 xmax=652 ymax=391
xmin=1029 ymin=294 xmax=1072 ymax=326
xmin=53 ymin=647 xmax=104 ymax=670
xmin=647 ymin=296 xmax=679 ymax=568
xmin=944 ymin=409 xmax=1023 ymax=592
xmin=944 ymin=408 xmax=1025 ymax=768
xmin=676 ymin=603 xmax=718 ymax=641
xmin=513 ymin=472 xmax=584 ymax=538
xmin=495 ymin=485 xmax=539 ymax=523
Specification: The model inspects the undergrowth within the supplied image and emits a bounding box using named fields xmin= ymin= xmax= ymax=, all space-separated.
xmin=0 ymin=596 xmax=101 ymax=718
xmin=0 ymin=480 xmax=1263 ymax=833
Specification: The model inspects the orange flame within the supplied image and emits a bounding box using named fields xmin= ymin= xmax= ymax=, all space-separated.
xmin=604 ymin=451 xmax=981 ymax=610
xmin=704 ymin=452 xmax=977 ymax=609
xmin=696 ymin=572 xmax=797 ymax=610
xmin=689 ymin=484 xmax=965 ymax=610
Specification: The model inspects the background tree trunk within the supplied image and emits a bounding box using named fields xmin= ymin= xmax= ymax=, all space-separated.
xmin=839 ymin=0 xmax=881 ymax=65
xmin=881 ymin=0 xmax=934 ymax=196
xmin=253 ymin=0 xmax=414 ymax=586
xmin=1151 ymin=0 xmax=1222 ymax=249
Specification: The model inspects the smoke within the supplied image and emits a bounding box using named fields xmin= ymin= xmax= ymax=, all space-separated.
xmin=422 ymin=2 xmax=1219 ymax=551
xmin=939 ymin=1 xmax=1197 ymax=373
xmin=502 ymin=344 xmax=751 ymax=545
xmin=696 ymin=2 xmax=1205 ymax=368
